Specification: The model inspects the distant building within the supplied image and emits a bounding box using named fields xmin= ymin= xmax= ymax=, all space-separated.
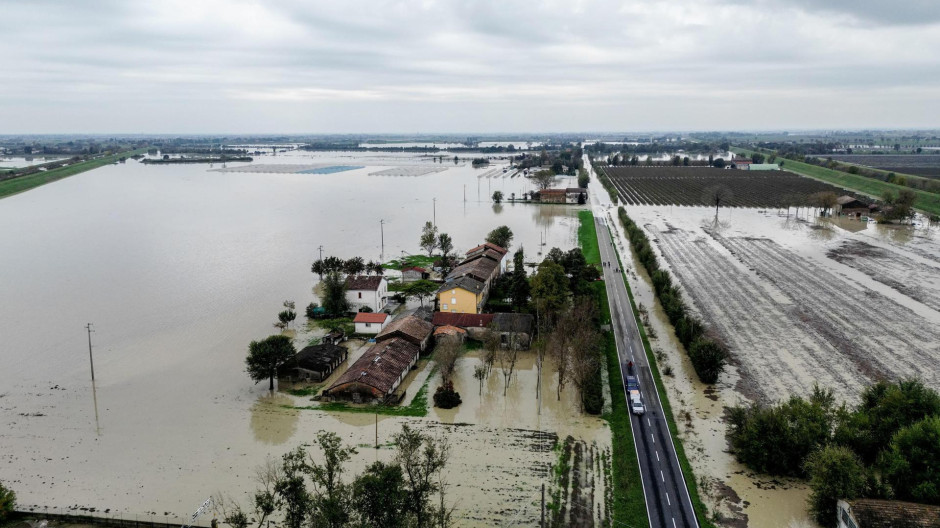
xmin=401 ymin=266 xmax=430 ymax=282
xmin=322 ymin=337 xmax=419 ymax=402
xmin=748 ymin=163 xmax=780 ymax=171
xmin=538 ymin=189 xmax=567 ymax=203
xmin=345 ymin=275 xmax=388 ymax=313
xmin=432 ymin=312 xmax=495 ymax=340
xmin=278 ymin=343 xmax=348 ymax=382
xmin=565 ymin=187 xmax=588 ymax=204
xmin=353 ymin=312 xmax=390 ymax=334
xmin=837 ymin=499 xmax=940 ymax=528
xmin=730 ymin=159 xmax=752 ymax=169
xmin=492 ymin=312 xmax=535 ymax=350
xmin=433 ymin=324 xmax=467 ymax=343
xmin=835 ymin=195 xmax=872 ymax=217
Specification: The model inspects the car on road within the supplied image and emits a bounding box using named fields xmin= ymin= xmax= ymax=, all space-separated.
xmin=630 ymin=390 xmax=646 ymax=415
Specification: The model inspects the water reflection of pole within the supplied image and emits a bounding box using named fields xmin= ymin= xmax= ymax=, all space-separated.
xmin=379 ymin=219 xmax=385 ymax=262
xmin=433 ymin=198 xmax=436 ymax=227
xmin=86 ymin=323 xmax=101 ymax=435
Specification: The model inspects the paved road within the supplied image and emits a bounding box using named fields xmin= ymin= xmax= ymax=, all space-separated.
xmin=585 ymin=155 xmax=699 ymax=528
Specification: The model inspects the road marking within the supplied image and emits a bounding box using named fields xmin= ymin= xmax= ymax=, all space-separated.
xmin=666 ymin=493 xmax=671 ymax=506
xmin=672 ymin=518 xmax=677 ymax=528
xmin=661 ymin=470 xmax=665 ymax=482
xmin=655 ymin=451 xmax=660 ymax=462
xmin=651 ymin=434 xmax=655 ymax=444
xmin=647 ymin=417 xmax=651 ymax=426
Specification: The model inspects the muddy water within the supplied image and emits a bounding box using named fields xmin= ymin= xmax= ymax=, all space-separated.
xmin=0 ymin=151 xmax=594 ymax=524
xmin=605 ymin=204 xmax=940 ymax=528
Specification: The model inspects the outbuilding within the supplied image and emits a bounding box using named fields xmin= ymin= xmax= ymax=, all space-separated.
xmin=278 ymin=343 xmax=348 ymax=382
xmin=401 ymin=266 xmax=430 ymax=282
xmin=376 ymin=314 xmax=435 ymax=352
xmin=322 ymin=337 xmax=420 ymax=402
xmin=353 ymin=312 xmax=390 ymax=334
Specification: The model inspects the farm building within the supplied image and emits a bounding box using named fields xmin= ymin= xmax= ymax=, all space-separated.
xmin=565 ymin=187 xmax=588 ymax=204
xmin=748 ymin=163 xmax=780 ymax=171
xmin=493 ymin=312 xmax=535 ymax=350
xmin=837 ymin=499 xmax=940 ymax=528
xmin=436 ymin=242 xmax=507 ymax=314
xmin=401 ymin=266 xmax=430 ymax=282
xmin=433 ymin=325 xmax=467 ymax=343
xmin=322 ymin=337 xmax=419 ymax=402
xmin=835 ymin=195 xmax=872 ymax=217
xmin=321 ymin=329 xmax=346 ymax=345
xmin=345 ymin=275 xmax=389 ymax=313
xmin=376 ymin=314 xmax=435 ymax=352
xmin=278 ymin=343 xmax=348 ymax=382
xmin=353 ymin=312 xmax=390 ymax=334
xmin=730 ymin=159 xmax=752 ymax=169
xmin=538 ymin=189 xmax=567 ymax=203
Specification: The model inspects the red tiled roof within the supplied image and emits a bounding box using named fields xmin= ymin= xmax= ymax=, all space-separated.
xmin=431 ymin=312 xmax=495 ymax=328
xmin=376 ymin=315 xmax=434 ymax=346
xmin=345 ymin=275 xmax=384 ymax=291
xmin=324 ymin=337 xmax=418 ymax=396
xmin=354 ymin=312 xmax=389 ymax=324
xmin=402 ymin=266 xmax=427 ymax=273
xmin=434 ymin=325 xmax=467 ymax=336
xmin=465 ymin=242 xmax=508 ymax=255
xmin=540 ymin=189 xmax=566 ymax=195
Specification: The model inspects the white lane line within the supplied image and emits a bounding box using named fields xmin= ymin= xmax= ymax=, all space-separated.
xmin=651 ymin=434 xmax=655 ymax=444
xmin=666 ymin=493 xmax=671 ymax=506
xmin=647 ymin=417 xmax=651 ymax=426
xmin=661 ymin=470 xmax=665 ymax=482
xmin=672 ymin=518 xmax=677 ymax=528
xmin=655 ymin=451 xmax=660 ymax=462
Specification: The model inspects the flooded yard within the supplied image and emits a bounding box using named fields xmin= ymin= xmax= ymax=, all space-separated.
xmin=0 ymin=151 xmax=603 ymax=526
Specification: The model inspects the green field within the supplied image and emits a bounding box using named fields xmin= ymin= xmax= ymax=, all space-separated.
xmin=577 ymin=209 xmax=601 ymax=266
xmin=0 ymin=148 xmax=148 ymax=200
xmin=731 ymin=147 xmax=940 ymax=216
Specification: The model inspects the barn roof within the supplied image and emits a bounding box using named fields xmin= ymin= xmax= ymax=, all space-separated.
xmin=324 ymin=337 xmax=418 ymax=396
xmin=847 ymin=499 xmax=940 ymax=528
xmin=345 ymin=275 xmax=384 ymax=291
xmin=493 ymin=313 xmax=535 ymax=334
xmin=282 ymin=343 xmax=347 ymax=373
xmin=376 ymin=315 xmax=434 ymax=345
xmin=431 ymin=312 xmax=495 ymax=328
xmin=354 ymin=312 xmax=389 ymax=324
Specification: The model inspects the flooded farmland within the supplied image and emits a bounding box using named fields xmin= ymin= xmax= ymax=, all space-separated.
xmin=0 ymin=150 xmax=605 ymax=526
xmin=608 ymin=204 xmax=940 ymax=527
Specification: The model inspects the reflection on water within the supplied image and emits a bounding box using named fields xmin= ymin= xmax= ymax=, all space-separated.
xmin=249 ymin=393 xmax=299 ymax=445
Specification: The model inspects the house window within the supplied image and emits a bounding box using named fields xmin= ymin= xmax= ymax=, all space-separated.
xmin=452 ymin=289 xmax=456 ymax=294
xmin=442 ymin=304 xmax=448 ymax=310
xmin=365 ymin=323 xmax=371 ymax=327
xmin=451 ymin=297 xmax=456 ymax=305
xmin=358 ymin=292 xmax=362 ymax=299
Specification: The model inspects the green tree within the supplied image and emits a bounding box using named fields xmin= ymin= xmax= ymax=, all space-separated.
xmin=880 ymin=416 xmax=940 ymax=505
xmin=246 ymin=334 xmax=296 ymax=391
xmin=688 ymin=338 xmax=727 ymax=384
xmin=510 ymin=248 xmax=530 ymax=310
xmin=485 ymin=225 xmax=513 ymax=249
xmin=532 ymin=169 xmax=556 ymax=191
xmin=275 ymin=447 xmax=312 ymax=528
xmin=438 ymin=233 xmax=454 ymax=269
xmin=352 ymin=462 xmax=408 ymax=528
xmin=804 ymin=446 xmax=868 ymax=527
xmin=492 ymin=190 xmax=503 ymax=204
xmin=308 ymin=431 xmax=356 ymax=528
xmin=531 ymin=260 xmax=569 ymax=329
xmin=321 ymin=271 xmax=349 ymax=316
xmin=278 ymin=300 xmax=297 ymax=329
xmin=394 ymin=425 xmax=451 ymax=528
xmin=577 ymin=168 xmax=589 ymax=188
xmin=0 ymin=481 xmax=15 ymax=524
xmin=403 ymin=279 xmax=438 ymax=308
xmin=343 ymin=257 xmax=365 ymax=276
xmin=420 ymin=221 xmax=439 ymax=257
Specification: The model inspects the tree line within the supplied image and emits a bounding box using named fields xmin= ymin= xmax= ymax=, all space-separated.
xmin=727 ymin=379 xmax=940 ymax=527
xmin=617 ymin=207 xmax=728 ymax=384
xmin=216 ymin=426 xmax=453 ymax=528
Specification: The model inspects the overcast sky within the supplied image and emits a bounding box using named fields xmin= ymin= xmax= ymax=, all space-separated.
xmin=3 ymin=0 xmax=939 ymax=134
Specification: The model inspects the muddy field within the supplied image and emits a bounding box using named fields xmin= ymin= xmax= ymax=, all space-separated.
xmin=604 ymin=166 xmax=853 ymax=207
xmin=827 ymin=154 xmax=940 ymax=178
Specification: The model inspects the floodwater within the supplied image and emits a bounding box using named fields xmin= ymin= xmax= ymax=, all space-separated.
xmin=0 ymin=150 xmax=591 ymax=524
xmin=604 ymin=203 xmax=940 ymax=528
xmin=1 ymin=156 xmax=65 ymax=168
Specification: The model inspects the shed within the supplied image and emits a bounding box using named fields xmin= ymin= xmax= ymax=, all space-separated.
xmin=749 ymin=163 xmax=780 ymax=171
xmin=565 ymin=187 xmax=588 ymax=204
xmin=433 ymin=325 xmax=467 ymax=343
xmin=837 ymin=499 xmax=940 ymax=528
xmin=354 ymin=312 xmax=390 ymax=334
xmin=493 ymin=312 xmax=535 ymax=350
xmin=538 ymin=189 xmax=567 ymax=203
xmin=278 ymin=343 xmax=348 ymax=382
xmin=835 ymin=195 xmax=871 ymax=216
xmin=401 ymin=266 xmax=430 ymax=282
xmin=321 ymin=329 xmax=346 ymax=345
xmin=376 ymin=315 xmax=435 ymax=352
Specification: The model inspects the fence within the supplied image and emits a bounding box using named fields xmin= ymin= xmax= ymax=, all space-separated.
xmin=12 ymin=507 xmax=213 ymax=528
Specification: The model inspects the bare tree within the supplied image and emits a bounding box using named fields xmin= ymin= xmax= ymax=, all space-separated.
xmin=473 ymin=365 xmax=486 ymax=396
xmin=482 ymin=327 xmax=501 ymax=378
xmin=495 ymin=333 xmax=519 ymax=396
xmin=704 ymin=185 xmax=733 ymax=215
xmin=434 ymin=339 xmax=461 ymax=384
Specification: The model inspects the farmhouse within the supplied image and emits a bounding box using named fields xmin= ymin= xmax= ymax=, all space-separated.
xmin=835 ymin=195 xmax=872 ymax=217
xmin=278 ymin=343 xmax=348 ymax=382
xmin=837 ymin=499 xmax=940 ymax=528
xmin=538 ymin=189 xmax=567 ymax=203
xmin=353 ymin=312 xmax=390 ymax=334
xmin=322 ymin=337 xmax=419 ymax=402
xmin=376 ymin=314 xmax=435 ymax=352
xmin=345 ymin=275 xmax=389 ymax=313
xmin=730 ymin=159 xmax=752 ymax=169
xmin=401 ymin=266 xmax=430 ymax=282
xmin=565 ymin=187 xmax=588 ymax=204
xmin=436 ymin=242 xmax=508 ymax=314
xmin=492 ymin=312 xmax=535 ymax=350
xmin=432 ymin=312 xmax=495 ymax=340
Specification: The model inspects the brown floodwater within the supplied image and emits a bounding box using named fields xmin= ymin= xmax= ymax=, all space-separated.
xmin=0 ymin=150 xmax=599 ymax=524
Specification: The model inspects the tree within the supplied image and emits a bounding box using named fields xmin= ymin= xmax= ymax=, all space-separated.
xmin=0 ymin=481 xmax=15 ymax=524
xmin=704 ymin=185 xmax=732 ymax=215
xmin=532 ymin=169 xmax=556 ymax=191
xmin=494 ymin=331 xmax=519 ymax=396
xmin=751 ymin=153 xmax=766 ymax=164
xmin=434 ymin=339 xmax=461 ymax=384
xmin=879 ymin=415 xmax=940 ymax=504
xmin=438 ymin=233 xmax=454 ymax=269
xmin=510 ymin=248 xmax=530 ymax=310
xmin=246 ymin=335 xmax=296 ymax=391
xmin=343 ymin=257 xmax=365 ymax=276
xmin=278 ymin=300 xmax=296 ymax=329
xmin=420 ymin=221 xmax=439 ymax=257
xmin=321 ymin=271 xmax=349 ymax=316
xmin=688 ymin=337 xmax=727 ymax=384
xmin=577 ymin=169 xmax=589 ymax=188
xmin=308 ymin=431 xmax=356 ymax=527
xmin=804 ymin=446 xmax=868 ymax=527
xmin=810 ymin=191 xmax=839 ymax=217
xmin=492 ymin=190 xmax=503 ymax=204
xmin=394 ymin=425 xmax=451 ymax=528
xmin=531 ymin=260 xmax=570 ymax=330
xmin=712 ymin=158 xmax=726 ymax=168
xmin=473 ymin=365 xmax=486 ymax=396
xmin=551 ymin=160 xmax=564 ymax=174
xmin=352 ymin=462 xmax=408 ymax=528
xmin=485 ymin=225 xmax=513 ymax=249
xmin=403 ymin=279 xmax=438 ymax=308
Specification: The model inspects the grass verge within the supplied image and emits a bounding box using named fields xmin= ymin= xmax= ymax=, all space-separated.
xmin=0 ymin=148 xmax=148 ymax=200
xmin=577 ymin=209 xmax=601 ymax=267
xmin=383 ymin=254 xmax=437 ymax=271
xmin=607 ymin=230 xmax=717 ymax=528
xmin=731 ymin=146 xmax=940 ymax=216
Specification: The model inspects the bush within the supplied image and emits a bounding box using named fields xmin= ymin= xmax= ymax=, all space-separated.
xmin=804 ymin=446 xmax=868 ymax=527
xmin=358 ymin=306 xmax=373 ymax=313
xmin=878 ymin=415 xmax=940 ymax=504
xmin=582 ymin=362 xmax=604 ymax=415
xmin=688 ymin=338 xmax=727 ymax=384
xmin=433 ymin=381 xmax=462 ymax=409
xmin=305 ymin=302 xmax=319 ymax=318
xmin=0 ymin=481 xmax=15 ymax=523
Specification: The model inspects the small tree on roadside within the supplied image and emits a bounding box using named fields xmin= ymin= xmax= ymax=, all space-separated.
xmin=804 ymin=446 xmax=868 ymax=528
xmin=485 ymin=225 xmax=513 ymax=250
xmin=492 ymin=190 xmax=503 ymax=204
xmin=420 ymin=221 xmax=439 ymax=257
xmin=246 ymin=334 xmax=296 ymax=391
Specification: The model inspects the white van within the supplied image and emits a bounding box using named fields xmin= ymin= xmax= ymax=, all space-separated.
xmin=630 ymin=390 xmax=645 ymax=415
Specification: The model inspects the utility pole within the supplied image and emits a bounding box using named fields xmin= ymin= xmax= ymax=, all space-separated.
xmin=85 ymin=323 xmax=95 ymax=382
xmin=380 ymin=219 xmax=385 ymax=262
xmin=317 ymin=245 xmax=323 ymax=261
xmin=463 ymin=185 xmax=466 ymax=203
xmin=541 ymin=483 xmax=545 ymax=528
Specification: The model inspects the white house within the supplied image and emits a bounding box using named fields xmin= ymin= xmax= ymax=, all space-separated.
xmin=353 ymin=312 xmax=390 ymax=334
xmin=344 ymin=275 xmax=388 ymax=313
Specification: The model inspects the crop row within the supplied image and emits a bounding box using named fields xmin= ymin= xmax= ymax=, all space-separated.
xmin=606 ymin=167 xmax=849 ymax=207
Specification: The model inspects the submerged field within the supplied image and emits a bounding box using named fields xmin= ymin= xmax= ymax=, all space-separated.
xmin=827 ymin=154 xmax=940 ymax=178
xmin=605 ymin=166 xmax=853 ymax=207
